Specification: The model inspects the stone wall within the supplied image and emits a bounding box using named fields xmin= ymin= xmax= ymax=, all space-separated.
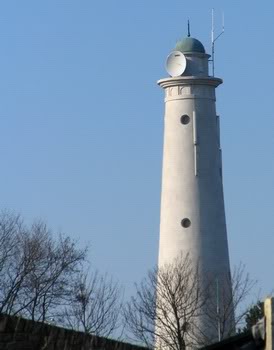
xmin=0 ymin=314 xmax=148 ymax=350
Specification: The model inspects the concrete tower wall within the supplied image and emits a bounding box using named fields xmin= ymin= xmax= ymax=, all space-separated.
xmin=158 ymin=77 xmax=230 ymax=277
xmin=157 ymin=48 xmax=233 ymax=343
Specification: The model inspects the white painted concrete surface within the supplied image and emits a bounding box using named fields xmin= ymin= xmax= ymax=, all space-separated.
xmin=157 ymin=50 xmax=233 ymax=343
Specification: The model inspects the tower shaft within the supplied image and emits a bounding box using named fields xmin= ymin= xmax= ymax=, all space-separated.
xmin=157 ymin=43 xmax=234 ymax=346
xmin=158 ymin=76 xmax=230 ymax=275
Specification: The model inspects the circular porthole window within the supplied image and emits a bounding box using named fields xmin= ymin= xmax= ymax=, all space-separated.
xmin=181 ymin=218 xmax=191 ymax=228
xmin=180 ymin=115 xmax=190 ymax=125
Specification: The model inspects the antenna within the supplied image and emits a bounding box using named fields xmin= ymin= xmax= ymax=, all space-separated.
xmin=210 ymin=9 xmax=225 ymax=76
xmin=216 ymin=278 xmax=221 ymax=342
xmin=187 ymin=19 xmax=191 ymax=37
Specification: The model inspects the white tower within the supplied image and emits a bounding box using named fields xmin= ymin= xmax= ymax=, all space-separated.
xmin=157 ymin=36 xmax=233 ymax=343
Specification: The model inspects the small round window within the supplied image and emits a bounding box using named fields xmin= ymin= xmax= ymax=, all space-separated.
xmin=181 ymin=218 xmax=191 ymax=228
xmin=180 ymin=115 xmax=190 ymax=125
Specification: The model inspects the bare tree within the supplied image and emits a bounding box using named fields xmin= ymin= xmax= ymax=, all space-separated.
xmin=0 ymin=210 xmax=126 ymax=339
xmin=0 ymin=211 xmax=86 ymax=322
xmin=62 ymin=270 xmax=122 ymax=337
xmin=0 ymin=211 xmax=31 ymax=315
xmin=17 ymin=220 xmax=87 ymax=322
xmin=204 ymin=263 xmax=256 ymax=341
xmin=124 ymin=255 xmax=255 ymax=350
xmin=124 ymin=254 xmax=209 ymax=350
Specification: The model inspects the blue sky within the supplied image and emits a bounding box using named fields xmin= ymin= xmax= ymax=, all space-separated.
xmin=0 ymin=0 xmax=273 ymax=299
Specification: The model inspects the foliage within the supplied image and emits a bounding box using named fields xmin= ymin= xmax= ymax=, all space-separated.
xmin=241 ymin=301 xmax=264 ymax=333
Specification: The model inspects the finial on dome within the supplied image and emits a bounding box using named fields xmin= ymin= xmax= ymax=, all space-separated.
xmin=187 ymin=19 xmax=191 ymax=37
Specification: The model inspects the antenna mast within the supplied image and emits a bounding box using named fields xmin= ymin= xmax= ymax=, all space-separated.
xmin=216 ymin=278 xmax=221 ymax=342
xmin=211 ymin=9 xmax=224 ymax=76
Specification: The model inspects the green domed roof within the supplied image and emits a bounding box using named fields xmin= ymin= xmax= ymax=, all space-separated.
xmin=175 ymin=37 xmax=205 ymax=54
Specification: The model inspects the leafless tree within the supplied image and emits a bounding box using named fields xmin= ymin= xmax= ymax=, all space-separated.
xmin=62 ymin=270 xmax=122 ymax=337
xmin=124 ymin=255 xmax=255 ymax=350
xmin=204 ymin=263 xmax=256 ymax=341
xmin=17 ymin=220 xmax=87 ymax=322
xmin=0 ymin=211 xmax=86 ymax=322
xmin=124 ymin=254 xmax=209 ymax=350
xmin=0 ymin=210 xmax=30 ymax=315
xmin=0 ymin=210 xmax=124 ymax=338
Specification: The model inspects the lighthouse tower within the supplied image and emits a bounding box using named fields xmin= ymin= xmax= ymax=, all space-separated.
xmin=157 ymin=36 xmax=233 ymax=343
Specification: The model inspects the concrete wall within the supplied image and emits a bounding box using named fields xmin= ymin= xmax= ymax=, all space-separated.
xmin=157 ymin=51 xmax=234 ymax=341
xmin=157 ymin=75 xmax=230 ymax=276
xmin=0 ymin=314 xmax=147 ymax=350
